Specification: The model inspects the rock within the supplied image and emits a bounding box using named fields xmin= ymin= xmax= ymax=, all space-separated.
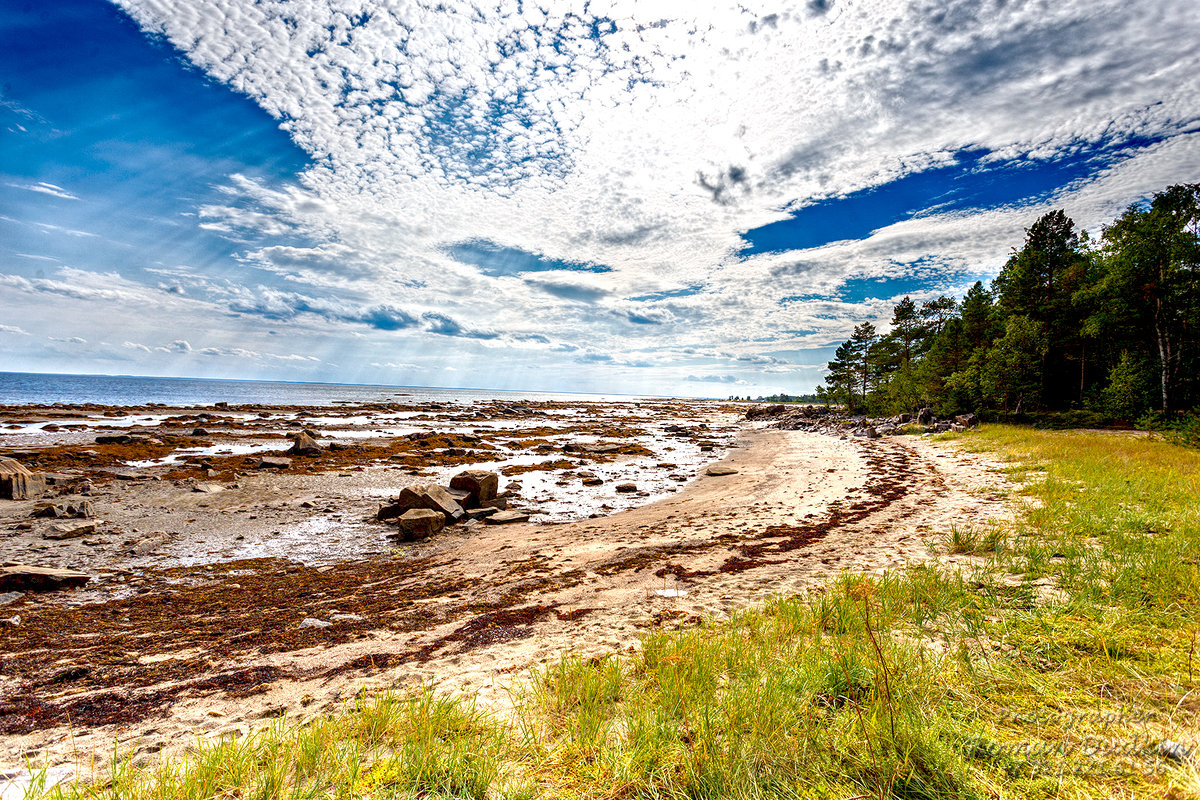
xmin=94 ymin=433 xmax=152 ymax=445
xmin=392 ymin=508 xmax=445 ymax=541
xmin=255 ymin=456 xmax=292 ymax=469
xmin=446 ymin=488 xmax=473 ymax=509
xmin=129 ymin=532 xmax=170 ymax=555
xmin=877 ymin=424 xmax=898 ymax=435
xmin=32 ymin=500 xmax=94 ymax=519
xmin=484 ymin=510 xmax=531 ymax=525
xmin=289 ymin=432 xmax=321 ymax=456
xmin=419 ymin=485 xmax=465 ymax=522
xmin=955 ymin=412 xmax=979 ymax=428
xmin=44 ymin=521 xmax=97 ymax=540
xmin=950 ymin=423 xmax=966 ymax=433
xmin=466 ymin=506 xmax=501 ymax=520
xmin=0 ymin=457 xmax=46 ymax=500
xmin=744 ymin=404 xmax=787 ymax=420
xmin=581 ymin=476 xmax=604 ymax=486
xmin=615 ymin=483 xmax=638 ymax=493
xmin=191 ymin=427 xmax=209 ymax=436
xmin=1159 ymin=739 xmax=1193 ymax=763
xmin=0 ymin=591 xmax=25 ymax=605
xmin=705 ymin=465 xmax=738 ymax=476
xmin=917 ymin=407 xmax=934 ymax=424
xmin=300 ymin=617 xmax=332 ymax=629
xmin=448 ymin=470 xmax=500 ymax=507
xmin=192 ymin=482 xmax=224 ymax=494
xmin=380 ymin=484 xmax=465 ymax=523
xmin=0 ymin=564 xmax=90 ymax=592
xmin=863 ymin=426 xmax=881 ymax=439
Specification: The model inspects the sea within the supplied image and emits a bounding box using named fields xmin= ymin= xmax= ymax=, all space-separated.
xmin=0 ymin=371 xmax=646 ymax=408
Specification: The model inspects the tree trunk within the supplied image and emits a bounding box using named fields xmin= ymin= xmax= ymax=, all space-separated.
xmin=1079 ymin=341 xmax=1086 ymax=403
xmin=1155 ymin=295 xmax=1170 ymax=412
xmin=1157 ymin=326 xmax=1170 ymax=412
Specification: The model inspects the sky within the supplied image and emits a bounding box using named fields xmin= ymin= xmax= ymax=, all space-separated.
xmin=1 ymin=0 xmax=1198 ymax=397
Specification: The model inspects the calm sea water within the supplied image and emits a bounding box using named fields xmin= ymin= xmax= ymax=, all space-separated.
xmin=0 ymin=372 xmax=644 ymax=407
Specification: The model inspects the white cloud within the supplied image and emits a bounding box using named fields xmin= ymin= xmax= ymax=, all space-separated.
xmin=7 ymin=181 xmax=79 ymax=200
xmin=18 ymin=0 xmax=1197 ymax=393
xmin=0 ymin=324 xmax=31 ymax=335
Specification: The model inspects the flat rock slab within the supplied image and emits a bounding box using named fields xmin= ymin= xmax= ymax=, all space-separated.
xmin=256 ymin=456 xmax=293 ymax=469
xmin=705 ymin=465 xmax=739 ymax=476
xmin=44 ymin=522 xmax=97 ymax=540
xmin=484 ymin=510 xmax=531 ymax=525
xmin=0 ymin=565 xmax=90 ymax=592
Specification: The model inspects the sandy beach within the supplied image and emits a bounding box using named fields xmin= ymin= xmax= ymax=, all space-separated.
xmin=0 ymin=401 xmax=1014 ymax=773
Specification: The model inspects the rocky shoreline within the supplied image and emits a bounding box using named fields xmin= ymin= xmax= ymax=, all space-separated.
xmin=746 ymin=402 xmax=980 ymax=437
xmin=0 ymin=399 xmax=1015 ymax=778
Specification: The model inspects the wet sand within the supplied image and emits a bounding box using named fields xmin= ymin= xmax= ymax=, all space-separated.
xmin=0 ymin=401 xmax=1014 ymax=774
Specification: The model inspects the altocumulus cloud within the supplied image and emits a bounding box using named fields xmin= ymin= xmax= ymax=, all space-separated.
xmin=5 ymin=0 xmax=1198 ymax=394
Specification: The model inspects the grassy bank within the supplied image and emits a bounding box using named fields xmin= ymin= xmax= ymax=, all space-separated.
xmin=28 ymin=426 xmax=1200 ymax=799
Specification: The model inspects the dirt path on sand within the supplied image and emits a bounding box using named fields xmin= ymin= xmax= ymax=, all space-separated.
xmin=0 ymin=429 xmax=1013 ymax=769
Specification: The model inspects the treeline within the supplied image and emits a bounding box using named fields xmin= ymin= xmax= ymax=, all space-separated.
xmin=816 ymin=183 xmax=1200 ymax=420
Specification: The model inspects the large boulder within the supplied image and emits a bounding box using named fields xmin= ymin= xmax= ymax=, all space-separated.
xmin=955 ymin=413 xmax=980 ymax=429
xmin=289 ymin=433 xmax=321 ymax=456
xmin=416 ymin=485 xmax=465 ymax=522
xmin=448 ymin=470 xmax=499 ymax=508
xmin=392 ymin=508 xmax=445 ymax=541
xmin=0 ymin=457 xmax=45 ymax=500
xmin=917 ymin=407 xmax=934 ymax=425
xmin=0 ymin=564 xmax=90 ymax=592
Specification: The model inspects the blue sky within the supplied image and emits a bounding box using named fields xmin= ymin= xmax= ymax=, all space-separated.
xmin=2 ymin=0 xmax=1197 ymax=396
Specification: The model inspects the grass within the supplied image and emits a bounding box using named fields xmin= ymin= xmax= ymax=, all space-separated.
xmin=25 ymin=425 xmax=1200 ymax=799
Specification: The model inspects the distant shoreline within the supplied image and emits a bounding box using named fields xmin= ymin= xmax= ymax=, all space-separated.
xmin=0 ymin=371 xmax=672 ymax=408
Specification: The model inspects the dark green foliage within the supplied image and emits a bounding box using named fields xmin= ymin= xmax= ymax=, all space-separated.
xmin=817 ymin=183 xmax=1200 ymax=418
